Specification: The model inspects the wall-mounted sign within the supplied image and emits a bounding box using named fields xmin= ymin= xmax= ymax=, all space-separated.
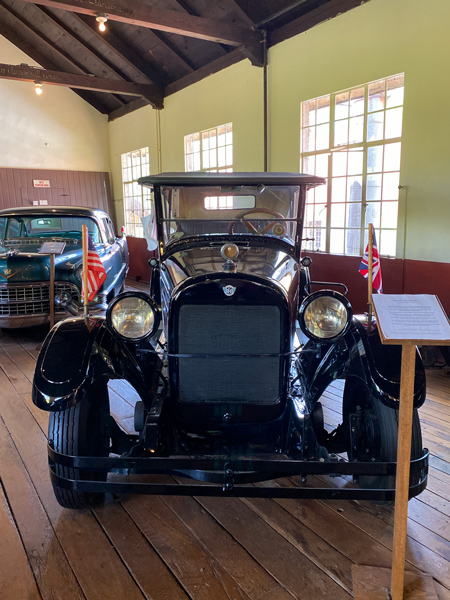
xmin=33 ymin=180 xmax=50 ymax=188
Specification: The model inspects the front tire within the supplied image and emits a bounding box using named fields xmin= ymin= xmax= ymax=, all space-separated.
xmin=48 ymin=380 xmax=110 ymax=509
xmin=344 ymin=378 xmax=423 ymax=499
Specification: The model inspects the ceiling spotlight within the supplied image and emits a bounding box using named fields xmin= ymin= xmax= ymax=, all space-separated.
xmin=96 ymin=13 xmax=107 ymax=32
xmin=34 ymin=82 xmax=43 ymax=96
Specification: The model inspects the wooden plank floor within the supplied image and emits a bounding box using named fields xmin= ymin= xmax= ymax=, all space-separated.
xmin=1 ymin=294 xmax=450 ymax=599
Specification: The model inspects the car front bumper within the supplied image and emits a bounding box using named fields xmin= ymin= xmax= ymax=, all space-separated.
xmin=47 ymin=442 xmax=429 ymax=501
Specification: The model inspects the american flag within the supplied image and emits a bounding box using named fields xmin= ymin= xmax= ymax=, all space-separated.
xmin=82 ymin=234 xmax=107 ymax=302
xmin=359 ymin=228 xmax=383 ymax=293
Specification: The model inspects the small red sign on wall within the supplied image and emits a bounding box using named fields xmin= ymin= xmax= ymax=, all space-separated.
xmin=33 ymin=180 xmax=51 ymax=188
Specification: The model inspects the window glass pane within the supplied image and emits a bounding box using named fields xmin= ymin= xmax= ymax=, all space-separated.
xmin=335 ymin=92 xmax=349 ymax=120
xmin=315 ymin=185 xmax=327 ymax=204
xmin=365 ymin=202 xmax=381 ymax=228
xmin=383 ymin=142 xmax=401 ymax=172
xmin=367 ymin=174 xmax=382 ymax=201
xmin=382 ymin=172 xmax=400 ymax=200
xmin=330 ymin=229 xmax=344 ymax=254
xmin=386 ymin=74 xmax=404 ymax=108
xmin=302 ymin=99 xmax=316 ymax=127
xmin=218 ymin=146 xmax=226 ymax=167
xmin=381 ymin=201 xmax=398 ymax=229
xmin=316 ymin=124 xmax=329 ymax=150
xmin=349 ymin=116 xmax=364 ymax=144
xmin=345 ymin=229 xmax=360 ymax=255
xmin=316 ymin=96 xmax=330 ymax=124
xmin=368 ymin=80 xmax=385 ymax=112
xmin=348 ymin=149 xmax=363 ymax=175
xmin=315 ymin=154 xmax=329 ymax=177
xmin=334 ymin=119 xmax=348 ymax=146
xmin=314 ymin=204 xmax=327 ymax=226
xmin=226 ymin=146 xmax=233 ymax=166
xmin=367 ymin=145 xmax=383 ymax=173
xmin=367 ymin=111 xmax=384 ymax=141
xmin=303 ymin=155 xmax=314 ymax=174
xmin=347 ymin=202 xmax=361 ymax=228
xmin=332 ymin=177 xmax=346 ymax=202
xmin=331 ymin=203 xmax=345 ymax=227
xmin=385 ymin=107 xmax=403 ymax=139
xmin=350 ymin=87 xmax=365 ymax=116
xmin=347 ymin=176 xmax=362 ymax=202
xmin=302 ymin=127 xmax=315 ymax=152
xmin=314 ymin=228 xmax=326 ymax=251
xmin=333 ymin=152 xmax=347 ymax=177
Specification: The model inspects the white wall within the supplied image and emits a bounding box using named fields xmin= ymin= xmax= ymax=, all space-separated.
xmin=0 ymin=35 xmax=110 ymax=172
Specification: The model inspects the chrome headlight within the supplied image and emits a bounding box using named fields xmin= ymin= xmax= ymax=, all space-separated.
xmin=107 ymin=292 xmax=160 ymax=341
xmin=299 ymin=291 xmax=352 ymax=342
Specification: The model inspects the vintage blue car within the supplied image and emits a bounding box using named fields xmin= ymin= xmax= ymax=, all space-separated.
xmin=0 ymin=206 xmax=128 ymax=327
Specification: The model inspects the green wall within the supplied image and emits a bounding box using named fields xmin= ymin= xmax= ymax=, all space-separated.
xmin=108 ymin=0 xmax=450 ymax=264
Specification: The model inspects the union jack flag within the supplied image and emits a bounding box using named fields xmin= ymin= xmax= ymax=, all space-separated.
xmin=82 ymin=234 xmax=107 ymax=302
xmin=359 ymin=228 xmax=383 ymax=293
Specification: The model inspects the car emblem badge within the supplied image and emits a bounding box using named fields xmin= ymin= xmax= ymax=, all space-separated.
xmin=223 ymin=285 xmax=236 ymax=297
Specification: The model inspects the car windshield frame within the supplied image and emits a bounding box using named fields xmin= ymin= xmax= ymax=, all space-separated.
xmin=0 ymin=215 xmax=103 ymax=244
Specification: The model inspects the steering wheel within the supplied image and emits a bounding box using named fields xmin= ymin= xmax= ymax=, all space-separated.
xmin=228 ymin=208 xmax=286 ymax=235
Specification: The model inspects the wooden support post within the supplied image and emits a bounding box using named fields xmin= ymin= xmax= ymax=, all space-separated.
xmin=49 ymin=253 xmax=55 ymax=329
xmin=391 ymin=343 xmax=416 ymax=600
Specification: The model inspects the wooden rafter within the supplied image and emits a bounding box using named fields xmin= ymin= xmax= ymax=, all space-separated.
xmin=75 ymin=13 xmax=168 ymax=86
xmin=18 ymin=0 xmax=263 ymax=49
xmin=0 ymin=63 xmax=164 ymax=107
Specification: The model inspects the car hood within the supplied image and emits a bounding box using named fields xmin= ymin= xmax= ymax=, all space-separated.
xmin=164 ymin=245 xmax=299 ymax=295
xmin=0 ymin=240 xmax=82 ymax=283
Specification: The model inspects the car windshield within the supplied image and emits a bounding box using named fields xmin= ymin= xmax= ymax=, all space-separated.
xmin=0 ymin=215 xmax=101 ymax=243
xmin=159 ymin=184 xmax=301 ymax=246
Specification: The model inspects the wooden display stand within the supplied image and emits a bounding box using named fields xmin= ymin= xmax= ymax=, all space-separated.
xmin=38 ymin=240 xmax=66 ymax=328
xmin=352 ymin=294 xmax=450 ymax=600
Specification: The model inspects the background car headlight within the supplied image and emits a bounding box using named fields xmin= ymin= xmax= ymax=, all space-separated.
xmin=299 ymin=291 xmax=352 ymax=341
xmin=107 ymin=293 xmax=159 ymax=340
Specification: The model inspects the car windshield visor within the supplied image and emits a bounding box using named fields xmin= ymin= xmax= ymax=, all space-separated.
xmin=159 ymin=185 xmax=301 ymax=245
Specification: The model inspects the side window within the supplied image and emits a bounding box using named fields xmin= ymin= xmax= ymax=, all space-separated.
xmin=107 ymin=219 xmax=116 ymax=242
xmin=102 ymin=218 xmax=115 ymax=244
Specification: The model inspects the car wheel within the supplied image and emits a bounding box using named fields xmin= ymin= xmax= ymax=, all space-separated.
xmin=344 ymin=378 xmax=422 ymax=501
xmin=48 ymin=380 xmax=110 ymax=509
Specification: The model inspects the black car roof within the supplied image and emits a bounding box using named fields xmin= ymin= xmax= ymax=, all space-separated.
xmin=0 ymin=206 xmax=109 ymax=218
xmin=138 ymin=172 xmax=325 ymax=188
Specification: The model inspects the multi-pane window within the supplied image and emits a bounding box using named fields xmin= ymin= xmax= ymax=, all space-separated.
xmin=122 ymin=147 xmax=151 ymax=238
xmin=185 ymin=124 xmax=233 ymax=173
xmin=301 ymin=74 xmax=404 ymax=256
xmin=185 ymin=124 xmax=233 ymax=210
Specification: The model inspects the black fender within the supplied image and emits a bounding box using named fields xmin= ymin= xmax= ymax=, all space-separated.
xmin=296 ymin=317 xmax=426 ymax=410
xmin=32 ymin=316 xmax=162 ymax=412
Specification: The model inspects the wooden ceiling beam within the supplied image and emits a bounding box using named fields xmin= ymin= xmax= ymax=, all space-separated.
xmin=0 ymin=63 xmax=164 ymax=107
xmin=75 ymin=13 xmax=168 ymax=86
xmin=0 ymin=2 xmax=116 ymax=111
xmin=18 ymin=0 xmax=263 ymax=48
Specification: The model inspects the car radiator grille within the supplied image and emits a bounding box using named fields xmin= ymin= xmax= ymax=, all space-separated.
xmin=176 ymin=304 xmax=281 ymax=404
xmin=0 ymin=283 xmax=80 ymax=316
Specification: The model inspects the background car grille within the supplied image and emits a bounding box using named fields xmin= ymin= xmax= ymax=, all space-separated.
xmin=176 ymin=304 xmax=281 ymax=404
xmin=0 ymin=283 xmax=79 ymax=316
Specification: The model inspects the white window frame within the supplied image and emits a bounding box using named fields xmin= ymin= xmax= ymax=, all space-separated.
xmin=122 ymin=147 xmax=150 ymax=238
xmin=184 ymin=123 xmax=233 ymax=173
xmin=300 ymin=74 xmax=404 ymax=257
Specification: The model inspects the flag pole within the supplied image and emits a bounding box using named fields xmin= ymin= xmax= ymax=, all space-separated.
xmin=82 ymin=224 xmax=89 ymax=318
xmin=367 ymin=223 xmax=374 ymax=334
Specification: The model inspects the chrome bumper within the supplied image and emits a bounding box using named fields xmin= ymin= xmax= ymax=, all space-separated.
xmin=0 ymin=281 xmax=105 ymax=328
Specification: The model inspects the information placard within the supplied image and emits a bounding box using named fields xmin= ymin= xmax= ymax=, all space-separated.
xmin=372 ymin=294 xmax=450 ymax=345
xmin=38 ymin=241 xmax=66 ymax=255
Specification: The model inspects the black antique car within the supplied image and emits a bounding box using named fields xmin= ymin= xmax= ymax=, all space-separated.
xmin=32 ymin=172 xmax=428 ymax=509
